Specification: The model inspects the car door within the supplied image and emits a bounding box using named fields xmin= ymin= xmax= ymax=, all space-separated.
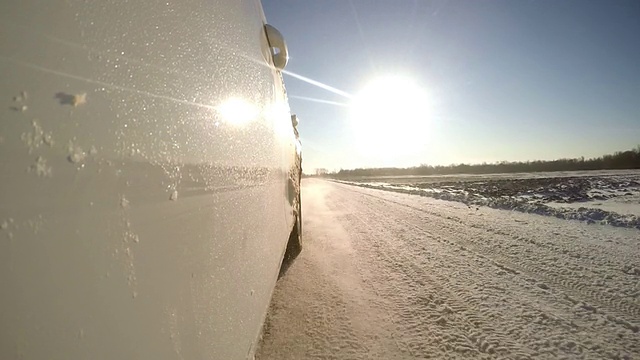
xmin=0 ymin=0 xmax=294 ymax=359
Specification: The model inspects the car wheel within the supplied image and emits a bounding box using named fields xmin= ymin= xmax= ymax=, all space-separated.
xmin=279 ymin=189 xmax=302 ymax=278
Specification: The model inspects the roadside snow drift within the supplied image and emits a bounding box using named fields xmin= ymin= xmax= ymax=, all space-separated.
xmin=336 ymin=171 xmax=640 ymax=229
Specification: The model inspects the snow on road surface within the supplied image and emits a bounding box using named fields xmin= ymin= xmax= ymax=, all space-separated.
xmin=257 ymin=179 xmax=640 ymax=359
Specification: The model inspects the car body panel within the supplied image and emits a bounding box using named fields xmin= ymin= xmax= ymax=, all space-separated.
xmin=0 ymin=0 xmax=297 ymax=359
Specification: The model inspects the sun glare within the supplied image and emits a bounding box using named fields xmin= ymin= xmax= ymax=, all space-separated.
xmin=350 ymin=76 xmax=431 ymax=157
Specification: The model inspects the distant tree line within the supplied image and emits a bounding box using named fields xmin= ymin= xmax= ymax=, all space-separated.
xmin=334 ymin=145 xmax=640 ymax=178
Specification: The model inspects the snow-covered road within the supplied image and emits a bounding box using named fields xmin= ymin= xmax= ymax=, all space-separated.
xmin=257 ymin=179 xmax=640 ymax=359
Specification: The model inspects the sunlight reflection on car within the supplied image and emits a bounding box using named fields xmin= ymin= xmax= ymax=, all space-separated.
xmin=265 ymin=100 xmax=294 ymax=137
xmin=216 ymin=97 xmax=260 ymax=126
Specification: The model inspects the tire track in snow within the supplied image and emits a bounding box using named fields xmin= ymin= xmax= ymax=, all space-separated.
xmin=344 ymin=181 xmax=639 ymax=266
xmin=334 ymin=182 xmax=640 ymax=357
xmin=340 ymin=194 xmax=628 ymax=358
xmin=348 ymin=184 xmax=639 ymax=272
xmin=382 ymin=195 xmax=640 ymax=324
xmin=336 ymin=189 xmax=618 ymax=357
xmin=404 ymin=207 xmax=640 ymax=325
xmin=342 ymin=185 xmax=640 ymax=351
xmin=391 ymin=214 xmax=639 ymax=356
xmin=343 ymin=208 xmax=536 ymax=358
xmin=347 ymin=185 xmax=640 ymax=326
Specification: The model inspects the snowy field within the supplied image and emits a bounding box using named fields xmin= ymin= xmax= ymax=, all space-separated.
xmin=257 ymin=179 xmax=639 ymax=359
xmin=336 ymin=170 xmax=640 ymax=229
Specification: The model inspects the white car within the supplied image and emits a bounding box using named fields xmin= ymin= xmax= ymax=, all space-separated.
xmin=0 ymin=1 xmax=301 ymax=359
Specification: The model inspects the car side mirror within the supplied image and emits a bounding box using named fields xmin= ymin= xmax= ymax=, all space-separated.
xmin=264 ymin=24 xmax=289 ymax=70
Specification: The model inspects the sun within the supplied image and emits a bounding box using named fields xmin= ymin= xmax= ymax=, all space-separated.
xmin=350 ymin=76 xmax=431 ymax=157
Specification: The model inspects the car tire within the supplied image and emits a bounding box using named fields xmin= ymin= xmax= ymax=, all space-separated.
xmin=279 ymin=189 xmax=302 ymax=278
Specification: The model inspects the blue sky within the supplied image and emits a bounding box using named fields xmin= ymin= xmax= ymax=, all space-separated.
xmin=262 ymin=0 xmax=640 ymax=172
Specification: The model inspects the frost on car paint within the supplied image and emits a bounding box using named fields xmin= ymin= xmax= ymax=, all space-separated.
xmin=0 ymin=0 xmax=300 ymax=359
